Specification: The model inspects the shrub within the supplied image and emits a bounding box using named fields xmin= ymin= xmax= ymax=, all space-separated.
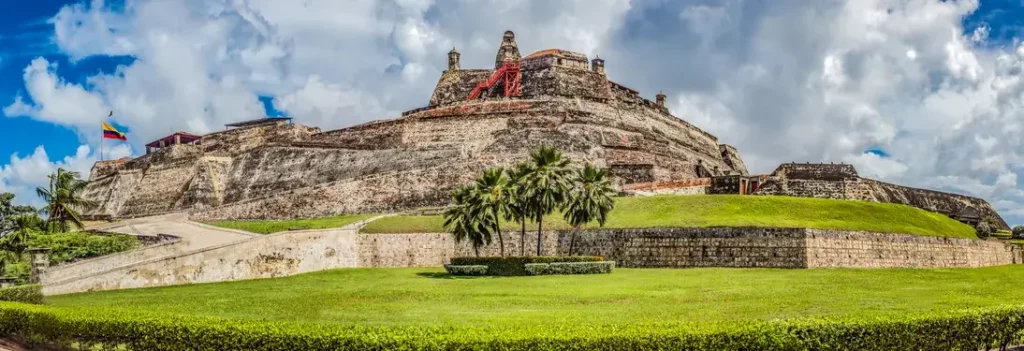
xmin=977 ymin=221 xmax=993 ymax=239
xmin=26 ymin=232 xmax=139 ymax=265
xmin=1 ymin=262 xmax=29 ymax=285
xmin=444 ymin=265 xmax=488 ymax=276
xmin=1 ymin=303 xmax=1024 ymax=350
xmin=1014 ymin=225 xmax=1024 ymax=239
xmin=524 ymin=262 xmax=615 ymax=275
xmin=0 ymin=285 xmax=42 ymax=305
xmin=450 ymin=256 xmax=604 ymax=276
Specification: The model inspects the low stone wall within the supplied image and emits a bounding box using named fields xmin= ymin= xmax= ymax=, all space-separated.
xmin=42 ymin=224 xmax=365 ymax=296
xmin=358 ymin=232 xmax=559 ymax=267
xmin=564 ymin=228 xmax=807 ymax=268
xmin=805 ymin=230 xmax=1015 ymax=268
xmin=42 ymin=237 xmax=188 ymax=284
xmin=44 ymin=223 xmax=1019 ymax=296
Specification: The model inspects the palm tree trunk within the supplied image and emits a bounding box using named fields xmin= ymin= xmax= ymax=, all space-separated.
xmin=474 ymin=246 xmax=480 ymax=257
xmin=536 ymin=216 xmax=543 ymax=256
xmin=520 ymin=218 xmax=526 ymax=256
xmin=569 ymin=226 xmax=578 ymax=256
xmin=494 ymin=208 xmax=505 ymax=257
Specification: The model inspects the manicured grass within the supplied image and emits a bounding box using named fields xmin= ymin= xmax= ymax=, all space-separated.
xmin=47 ymin=266 xmax=1024 ymax=328
xmin=361 ymin=195 xmax=976 ymax=238
xmin=202 ymin=214 xmax=376 ymax=234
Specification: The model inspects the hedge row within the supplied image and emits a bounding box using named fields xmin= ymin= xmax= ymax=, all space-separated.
xmin=2 ymin=303 xmax=1024 ymax=350
xmin=443 ymin=265 xmax=488 ymax=276
xmin=525 ymin=261 xmax=615 ymax=275
xmin=450 ymin=256 xmax=605 ymax=276
xmin=0 ymin=285 xmax=42 ymax=305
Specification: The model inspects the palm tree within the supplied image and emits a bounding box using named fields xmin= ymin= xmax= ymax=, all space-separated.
xmin=0 ymin=215 xmax=42 ymax=259
xmin=36 ymin=168 xmax=96 ymax=233
xmin=564 ymin=164 xmax=616 ymax=255
xmin=473 ymin=168 xmax=511 ymax=256
xmin=505 ymin=162 xmax=533 ymax=256
xmin=522 ymin=146 xmax=572 ymax=256
xmin=443 ymin=186 xmax=494 ymax=257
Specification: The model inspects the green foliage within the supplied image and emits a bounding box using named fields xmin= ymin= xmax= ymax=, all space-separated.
xmin=563 ymin=163 xmax=616 ymax=254
xmin=363 ymin=195 xmax=977 ymax=239
xmin=0 ymin=285 xmax=42 ymax=304
xmin=450 ymin=256 xmax=605 ymax=276
xmin=525 ymin=261 xmax=615 ymax=275
xmin=977 ymin=221 xmax=994 ymax=239
xmin=2 ymin=302 xmax=1024 ymax=350
xmin=443 ymin=186 xmax=494 ymax=256
xmin=26 ymin=232 xmax=139 ymax=265
xmin=443 ymin=265 xmax=489 ymax=276
xmin=36 ymin=168 xmax=95 ymax=233
xmin=0 ymin=193 xmax=37 ymax=236
xmin=1014 ymin=225 xmax=1024 ymax=239
xmin=202 ymin=214 xmax=375 ymax=234
xmin=521 ymin=146 xmax=573 ymax=256
xmin=473 ymin=167 xmax=512 ymax=256
xmin=1 ymin=261 xmax=29 ymax=286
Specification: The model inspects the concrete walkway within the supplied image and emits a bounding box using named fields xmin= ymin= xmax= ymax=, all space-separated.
xmin=87 ymin=212 xmax=257 ymax=251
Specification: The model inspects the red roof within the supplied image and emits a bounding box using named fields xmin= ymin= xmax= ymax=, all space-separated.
xmin=146 ymin=132 xmax=202 ymax=148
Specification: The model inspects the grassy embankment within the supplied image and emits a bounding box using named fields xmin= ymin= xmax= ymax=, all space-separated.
xmin=362 ymin=195 xmax=977 ymax=239
xmin=46 ymin=265 xmax=1024 ymax=327
xmin=202 ymin=214 xmax=376 ymax=234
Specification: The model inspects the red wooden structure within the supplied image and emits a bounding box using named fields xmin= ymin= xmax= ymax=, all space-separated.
xmin=468 ymin=61 xmax=521 ymax=100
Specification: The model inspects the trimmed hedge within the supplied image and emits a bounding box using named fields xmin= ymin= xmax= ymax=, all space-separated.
xmin=2 ymin=303 xmax=1024 ymax=350
xmin=0 ymin=285 xmax=42 ymax=305
xmin=443 ymin=265 xmax=488 ymax=276
xmin=450 ymin=256 xmax=604 ymax=276
xmin=525 ymin=261 xmax=615 ymax=275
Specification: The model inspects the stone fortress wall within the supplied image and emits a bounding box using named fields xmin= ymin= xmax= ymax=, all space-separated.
xmin=751 ymin=163 xmax=1009 ymax=230
xmin=82 ymin=31 xmax=748 ymax=221
xmin=43 ymin=219 xmax=1024 ymax=295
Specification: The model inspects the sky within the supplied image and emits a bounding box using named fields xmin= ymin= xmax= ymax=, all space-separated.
xmin=2 ymin=0 xmax=1024 ymax=225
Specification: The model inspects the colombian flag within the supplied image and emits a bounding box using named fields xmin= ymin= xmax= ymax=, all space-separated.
xmin=102 ymin=122 xmax=127 ymax=141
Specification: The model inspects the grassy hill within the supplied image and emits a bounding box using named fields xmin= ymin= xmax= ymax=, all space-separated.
xmin=361 ymin=195 xmax=977 ymax=239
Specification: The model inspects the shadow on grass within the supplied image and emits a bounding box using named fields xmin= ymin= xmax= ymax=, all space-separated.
xmin=415 ymin=272 xmax=485 ymax=280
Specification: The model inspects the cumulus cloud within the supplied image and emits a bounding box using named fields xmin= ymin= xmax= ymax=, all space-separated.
xmin=5 ymin=0 xmax=1024 ymax=224
xmin=0 ymin=143 xmax=129 ymax=208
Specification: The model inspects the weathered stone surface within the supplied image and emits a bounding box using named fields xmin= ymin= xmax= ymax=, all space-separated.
xmin=753 ymin=163 xmax=1009 ymax=229
xmin=83 ymin=31 xmax=747 ymax=220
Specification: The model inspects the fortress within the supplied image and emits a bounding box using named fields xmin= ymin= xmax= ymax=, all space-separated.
xmin=81 ymin=31 xmax=1007 ymax=230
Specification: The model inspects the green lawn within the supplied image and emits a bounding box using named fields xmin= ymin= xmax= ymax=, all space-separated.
xmin=361 ymin=195 xmax=976 ymax=238
xmin=47 ymin=266 xmax=1024 ymax=328
xmin=202 ymin=214 xmax=376 ymax=234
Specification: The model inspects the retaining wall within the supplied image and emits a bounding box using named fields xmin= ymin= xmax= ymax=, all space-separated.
xmin=44 ymin=225 xmax=1021 ymax=296
xmin=42 ymin=238 xmax=188 ymax=284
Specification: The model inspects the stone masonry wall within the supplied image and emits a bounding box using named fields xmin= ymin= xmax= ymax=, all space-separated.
xmin=356 ymin=227 xmax=1013 ymax=269
xmin=42 ymin=226 xmax=363 ymax=296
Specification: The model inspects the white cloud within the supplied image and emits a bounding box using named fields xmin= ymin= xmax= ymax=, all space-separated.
xmin=0 ymin=144 xmax=128 ymax=209
xmin=6 ymin=0 xmax=1024 ymax=224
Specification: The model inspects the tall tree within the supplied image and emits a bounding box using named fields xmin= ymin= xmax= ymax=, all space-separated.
xmin=522 ymin=146 xmax=572 ymax=256
xmin=443 ymin=186 xmax=493 ymax=257
xmin=563 ymin=164 xmax=616 ymax=255
xmin=505 ymin=162 xmax=533 ymax=256
xmin=37 ymin=168 xmax=96 ymax=233
xmin=473 ymin=168 xmax=511 ymax=256
xmin=1 ymin=193 xmax=38 ymax=236
xmin=0 ymin=215 xmax=43 ymax=259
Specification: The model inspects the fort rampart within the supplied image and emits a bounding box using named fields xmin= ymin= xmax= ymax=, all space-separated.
xmin=43 ymin=222 xmax=1023 ymax=295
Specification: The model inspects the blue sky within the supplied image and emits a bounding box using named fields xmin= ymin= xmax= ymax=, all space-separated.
xmin=3 ymin=0 xmax=1024 ymax=224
